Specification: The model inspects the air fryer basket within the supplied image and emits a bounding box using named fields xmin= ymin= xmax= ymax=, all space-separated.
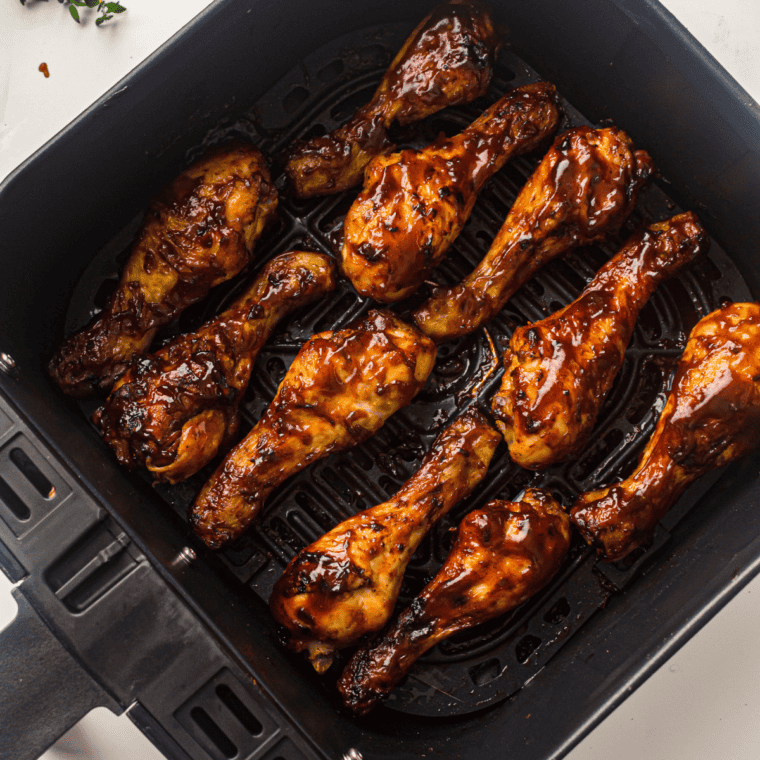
xmin=1 ymin=2 xmax=759 ymax=760
xmin=67 ymin=26 xmax=754 ymax=719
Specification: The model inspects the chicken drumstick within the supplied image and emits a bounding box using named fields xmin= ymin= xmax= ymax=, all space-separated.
xmin=338 ymin=488 xmax=570 ymax=714
xmin=341 ymin=82 xmax=561 ymax=302
xmin=93 ymin=252 xmax=336 ymax=484
xmin=414 ymin=126 xmax=654 ymax=342
xmin=49 ymin=143 xmax=278 ymax=396
xmin=571 ymin=302 xmax=760 ymax=562
xmin=492 ymin=212 xmax=709 ymax=470
xmin=285 ymin=0 xmax=500 ymax=198
xmin=269 ymin=408 xmax=501 ymax=673
xmin=191 ymin=310 xmax=436 ymax=549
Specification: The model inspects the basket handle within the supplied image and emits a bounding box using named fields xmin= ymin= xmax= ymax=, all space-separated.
xmin=0 ymin=589 xmax=111 ymax=760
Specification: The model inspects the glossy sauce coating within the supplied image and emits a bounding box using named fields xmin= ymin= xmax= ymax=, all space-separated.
xmin=49 ymin=143 xmax=278 ymax=396
xmin=341 ymin=82 xmax=561 ymax=302
xmin=571 ymin=302 xmax=760 ymax=562
xmin=492 ymin=212 xmax=709 ymax=470
xmin=338 ymin=488 xmax=570 ymax=714
xmin=191 ymin=310 xmax=436 ymax=549
xmin=284 ymin=0 xmax=499 ymax=198
xmin=269 ymin=408 xmax=501 ymax=673
xmin=92 ymin=252 xmax=336 ymax=484
xmin=413 ymin=126 xmax=654 ymax=342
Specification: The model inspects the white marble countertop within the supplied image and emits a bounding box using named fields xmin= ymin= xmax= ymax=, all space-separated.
xmin=1 ymin=1 xmax=759 ymax=759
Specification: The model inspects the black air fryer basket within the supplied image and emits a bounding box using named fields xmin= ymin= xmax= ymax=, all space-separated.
xmin=1 ymin=2 xmax=759 ymax=759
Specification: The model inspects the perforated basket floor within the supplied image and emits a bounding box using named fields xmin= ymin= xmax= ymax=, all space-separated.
xmin=67 ymin=22 xmax=753 ymax=718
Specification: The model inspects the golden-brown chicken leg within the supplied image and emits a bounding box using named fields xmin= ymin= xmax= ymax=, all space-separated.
xmin=341 ymin=83 xmax=561 ymax=302
xmin=413 ymin=126 xmax=654 ymax=341
xmin=269 ymin=408 xmax=501 ymax=673
xmin=338 ymin=488 xmax=570 ymax=714
xmin=49 ymin=143 xmax=278 ymax=396
xmin=92 ymin=252 xmax=337 ymax=484
xmin=492 ymin=212 xmax=709 ymax=470
xmin=571 ymin=302 xmax=760 ymax=562
xmin=284 ymin=0 xmax=500 ymax=198
xmin=191 ymin=310 xmax=436 ymax=549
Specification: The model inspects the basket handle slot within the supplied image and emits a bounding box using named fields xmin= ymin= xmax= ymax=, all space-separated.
xmin=9 ymin=447 xmax=55 ymax=499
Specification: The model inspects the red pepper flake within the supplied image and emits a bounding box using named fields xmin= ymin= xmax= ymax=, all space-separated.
xmin=39 ymin=63 xmax=50 ymax=78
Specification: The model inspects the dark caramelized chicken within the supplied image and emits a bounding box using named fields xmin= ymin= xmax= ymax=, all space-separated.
xmin=191 ymin=311 xmax=436 ymax=549
xmin=341 ymin=83 xmax=561 ymax=302
xmin=269 ymin=409 xmax=501 ymax=673
xmin=492 ymin=212 xmax=708 ymax=470
xmin=414 ymin=126 xmax=654 ymax=341
xmin=92 ymin=252 xmax=336 ymax=484
xmin=572 ymin=302 xmax=760 ymax=562
xmin=338 ymin=489 xmax=570 ymax=714
xmin=284 ymin=0 xmax=499 ymax=198
xmin=49 ymin=144 xmax=278 ymax=396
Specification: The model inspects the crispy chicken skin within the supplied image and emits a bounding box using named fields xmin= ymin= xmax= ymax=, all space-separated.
xmin=269 ymin=408 xmax=501 ymax=673
xmin=341 ymin=82 xmax=561 ymax=302
xmin=338 ymin=489 xmax=570 ymax=714
xmin=492 ymin=212 xmax=709 ymax=470
xmin=92 ymin=252 xmax=336 ymax=484
xmin=413 ymin=126 xmax=654 ymax=342
xmin=49 ymin=143 xmax=278 ymax=396
xmin=571 ymin=302 xmax=760 ymax=562
xmin=191 ymin=310 xmax=436 ymax=549
xmin=284 ymin=0 xmax=500 ymax=198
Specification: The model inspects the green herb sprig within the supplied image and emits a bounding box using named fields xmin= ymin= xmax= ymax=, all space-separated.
xmin=20 ymin=0 xmax=127 ymax=26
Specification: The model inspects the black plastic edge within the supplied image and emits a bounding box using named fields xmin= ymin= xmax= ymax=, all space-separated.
xmin=0 ymin=536 xmax=26 ymax=583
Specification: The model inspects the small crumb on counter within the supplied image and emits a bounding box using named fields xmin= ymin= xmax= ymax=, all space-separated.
xmin=39 ymin=63 xmax=50 ymax=78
